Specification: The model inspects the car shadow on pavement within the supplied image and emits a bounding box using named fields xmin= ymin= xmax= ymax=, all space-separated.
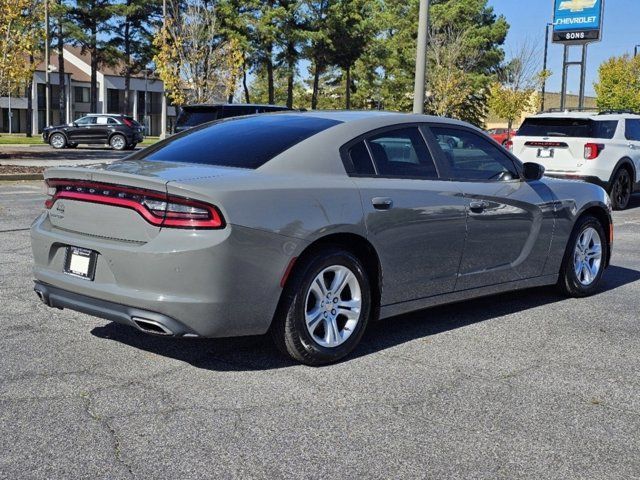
xmin=90 ymin=265 xmax=640 ymax=371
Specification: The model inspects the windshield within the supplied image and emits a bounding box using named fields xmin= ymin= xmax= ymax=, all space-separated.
xmin=135 ymin=114 xmax=341 ymax=169
xmin=518 ymin=118 xmax=618 ymax=139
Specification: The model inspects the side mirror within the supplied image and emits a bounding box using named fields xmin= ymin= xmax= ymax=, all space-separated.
xmin=523 ymin=162 xmax=545 ymax=181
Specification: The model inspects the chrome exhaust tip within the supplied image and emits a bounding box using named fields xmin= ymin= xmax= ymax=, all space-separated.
xmin=34 ymin=288 xmax=48 ymax=305
xmin=132 ymin=317 xmax=173 ymax=336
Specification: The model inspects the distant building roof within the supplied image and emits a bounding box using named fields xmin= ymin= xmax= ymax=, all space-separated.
xmin=35 ymin=51 xmax=91 ymax=83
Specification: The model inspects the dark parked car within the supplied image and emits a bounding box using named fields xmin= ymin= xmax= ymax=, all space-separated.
xmin=42 ymin=114 xmax=144 ymax=151
xmin=174 ymin=103 xmax=292 ymax=133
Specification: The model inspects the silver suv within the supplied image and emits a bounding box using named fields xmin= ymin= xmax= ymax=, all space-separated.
xmin=511 ymin=111 xmax=640 ymax=209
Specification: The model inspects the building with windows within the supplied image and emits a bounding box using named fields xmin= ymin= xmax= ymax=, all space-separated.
xmin=0 ymin=46 xmax=175 ymax=137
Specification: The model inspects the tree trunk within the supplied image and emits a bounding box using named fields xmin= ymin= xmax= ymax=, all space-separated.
xmin=266 ymin=43 xmax=274 ymax=105
xmin=58 ymin=20 xmax=66 ymax=123
xmin=345 ymin=66 xmax=351 ymax=110
xmin=26 ymin=54 xmax=33 ymax=137
xmin=90 ymin=24 xmax=98 ymax=113
xmin=242 ymin=59 xmax=250 ymax=103
xmin=311 ymin=58 xmax=322 ymax=110
xmin=123 ymin=16 xmax=131 ymax=115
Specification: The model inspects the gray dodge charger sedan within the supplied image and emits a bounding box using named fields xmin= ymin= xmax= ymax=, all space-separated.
xmin=32 ymin=111 xmax=613 ymax=365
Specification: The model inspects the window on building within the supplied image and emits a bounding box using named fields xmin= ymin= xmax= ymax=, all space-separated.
xmin=74 ymin=87 xmax=90 ymax=103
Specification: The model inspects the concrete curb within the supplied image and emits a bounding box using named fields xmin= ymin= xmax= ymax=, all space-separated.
xmin=0 ymin=173 xmax=44 ymax=181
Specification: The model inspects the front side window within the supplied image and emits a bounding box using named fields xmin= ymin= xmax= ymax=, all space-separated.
xmin=366 ymin=127 xmax=438 ymax=178
xmin=431 ymin=127 xmax=519 ymax=181
xmin=75 ymin=116 xmax=96 ymax=126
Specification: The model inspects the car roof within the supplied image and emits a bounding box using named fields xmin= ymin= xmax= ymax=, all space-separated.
xmin=529 ymin=111 xmax=640 ymax=120
xmin=183 ymin=103 xmax=291 ymax=109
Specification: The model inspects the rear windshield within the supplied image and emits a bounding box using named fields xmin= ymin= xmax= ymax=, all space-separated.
xmin=518 ymin=118 xmax=618 ymax=139
xmin=136 ymin=114 xmax=341 ymax=169
xmin=176 ymin=108 xmax=221 ymax=127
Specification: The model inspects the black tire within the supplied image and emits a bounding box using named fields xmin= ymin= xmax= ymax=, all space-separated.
xmin=271 ymin=247 xmax=372 ymax=366
xmin=557 ymin=214 xmax=607 ymax=297
xmin=109 ymin=134 xmax=127 ymax=151
xmin=49 ymin=133 xmax=66 ymax=149
xmin=609 ymin=167 xmax=632 ymax=210
xmin=128 ymin=142 xmax=138 ymax=150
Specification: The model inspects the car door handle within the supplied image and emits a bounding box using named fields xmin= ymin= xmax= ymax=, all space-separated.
xmin=372 ymin=197 xmax=393 ymax=210
xmin=469 ymin=200 xmax=489 ymax=213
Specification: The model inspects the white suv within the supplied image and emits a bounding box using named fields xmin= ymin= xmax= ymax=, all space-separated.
xmin=510 ymin=111 xmax=640 ymax=209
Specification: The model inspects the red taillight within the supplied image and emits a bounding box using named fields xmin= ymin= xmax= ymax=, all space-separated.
xmin=584 ymin=143 xmax=604 ymax=160
xmin=44 ymin=179 xmax=225 ymax=229
xmin=505 ymin=140 xmax=513 ymax=152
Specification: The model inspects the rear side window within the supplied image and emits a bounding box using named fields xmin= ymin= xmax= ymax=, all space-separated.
xmin=176 ymin=108 xmax=221 ymax=127
xmin=137 ymin=115 xmax=341 ymax=169
xmin=518 ymin=118 xmax=618 ymax=139
xmin=367 ymin=127 xmax=438 ymax=178
xmin=348 ymin=141 xmax=376 ymax=175
xmin=625 ymin=119 xmax=640 ymax=141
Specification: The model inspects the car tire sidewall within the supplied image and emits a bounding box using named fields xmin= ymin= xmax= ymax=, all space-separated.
xmin=610 ymin=168 xmax=631 ymax=210
xmin=49 ymin=133 xmax=66 ymax=149
xmin=285 ymin=250 xmax=371 ymax=365
xmin=559 ymin=215 xmax=607 ymax=297
xmin=110 ymin=134 xmax=126 ymax=151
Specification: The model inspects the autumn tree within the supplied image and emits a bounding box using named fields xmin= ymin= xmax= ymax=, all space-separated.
xmin=488 ymin=42 xmax=544 ymax=135
xmin=594 ymin=54 xmax=640 ymax=113
xmin=154 ymin=0 xmax=243 ymax=106
xmin=0 ymin=1 xmax=42 ymax=99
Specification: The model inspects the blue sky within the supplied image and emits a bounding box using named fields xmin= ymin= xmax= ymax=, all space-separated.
xmin=487 ymin=0 xmax=639 ymax=96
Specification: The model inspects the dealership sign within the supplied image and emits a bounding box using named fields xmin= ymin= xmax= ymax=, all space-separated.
xmin=553 ymin=0 xmax=604 ymax=43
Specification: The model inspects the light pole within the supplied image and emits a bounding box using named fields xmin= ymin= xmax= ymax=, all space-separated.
xmin=541 ymin=23 xmax=552 ymax=112
xmin=635 ymin=45 xmax=640 ymax=57
xmin=413 ymin=0 xmax=430 ymax=114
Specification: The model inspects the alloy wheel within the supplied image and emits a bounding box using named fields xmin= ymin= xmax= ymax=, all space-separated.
xmin=573 ymin=226 xmax=602 ymax=286
xmin=111 ymin=135 xmax=125 ymax=150
xmin=304 ymin=265 xmax=362 ymax=348
xmin=50 ymin=134 xmax=65 ymax=149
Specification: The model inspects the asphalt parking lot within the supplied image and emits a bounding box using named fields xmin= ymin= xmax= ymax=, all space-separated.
xmin=0 ymin=145 xmax=137 ymax=168
xmin=1 ymin=181 xmax=640 ymax=479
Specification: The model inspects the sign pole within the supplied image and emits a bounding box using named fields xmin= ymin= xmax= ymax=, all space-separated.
xmin=578 ymin=45 xmax=588 ymax=109
xmin=560 ymin=45 xmax=569 ymax=111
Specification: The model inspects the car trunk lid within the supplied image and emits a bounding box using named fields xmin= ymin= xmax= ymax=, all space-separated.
xmin=43 ymin=160 xmax=243 ymax=242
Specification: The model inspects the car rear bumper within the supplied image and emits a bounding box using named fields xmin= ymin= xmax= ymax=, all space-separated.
xmin=31 ymin=213 xmax=300 ymax=338
xmin=34 ymin=281 xmax=198 ymax=337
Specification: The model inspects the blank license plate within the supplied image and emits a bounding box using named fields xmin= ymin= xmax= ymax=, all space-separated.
xmin=64 ymin=247 xmax=97 ymax=280
xmin=537 ymin=148 xmax=554 ymax=158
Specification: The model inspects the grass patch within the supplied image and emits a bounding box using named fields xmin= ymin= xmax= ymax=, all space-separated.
xmin=0 ymin=134 xmax=44 ymax=145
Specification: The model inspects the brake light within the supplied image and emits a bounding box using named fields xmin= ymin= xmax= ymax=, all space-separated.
xmin=584 ymin=143 xmax=604 ymax=160
xmin=44 ymin=179 xmax=225 ymax=229
xmin=505 ymin=140 xmax=513 ymax=152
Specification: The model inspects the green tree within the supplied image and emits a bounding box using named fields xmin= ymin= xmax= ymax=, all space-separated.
xmin=303 ymin=0 xmax=333 ymax=109
xmin=110 ymin=0 xmax=162 ymax=114
xmin=594 ymin=54 xmax=640 ymax=113
xmin=351 ymin=0 xmax=507 ymax=123
xmin=67 ymin=0 xmax=118 ymax=112
xmin=326 ymin=0 xmax=376 ymax=109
